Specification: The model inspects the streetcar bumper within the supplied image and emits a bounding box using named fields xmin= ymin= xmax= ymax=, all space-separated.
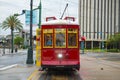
xmin=41 ymin=61 xmax=80 ymax=70
xmin=41 ymin=64 xmax=80 ymax=70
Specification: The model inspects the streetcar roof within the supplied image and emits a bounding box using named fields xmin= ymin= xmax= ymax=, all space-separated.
xmin=42 ymin=20 xmax=78 ymax=25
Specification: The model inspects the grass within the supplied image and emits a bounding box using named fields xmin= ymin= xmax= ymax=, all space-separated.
xmin=84 ymin=49 xmax=106 ymax=53
xmin=81 ymin=48 xmax=120 ymax=53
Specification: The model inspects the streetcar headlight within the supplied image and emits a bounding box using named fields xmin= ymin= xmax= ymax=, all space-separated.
xmin=58 ymin=53 xmax=63 ymax=59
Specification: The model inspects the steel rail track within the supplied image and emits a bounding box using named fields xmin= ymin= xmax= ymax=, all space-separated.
xmin=39 ymin=70 xmax=82 ymax=80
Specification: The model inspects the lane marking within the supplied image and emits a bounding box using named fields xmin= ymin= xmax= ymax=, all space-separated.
xmin=27 ymin=70 xmax=39 ymax=80
xmin=0 ymin=64 xmax=18 ymax=71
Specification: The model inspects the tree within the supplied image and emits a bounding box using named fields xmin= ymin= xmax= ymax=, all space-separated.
xmin=14 ymin=36 xmax=24 ymax=48
xmin=1 ymin=15 xmax=23 ymax=53
xmin=115 ymin=33 xmax=120 ymax=50
xmin=107 ymin=33 xmax=120 ymax=50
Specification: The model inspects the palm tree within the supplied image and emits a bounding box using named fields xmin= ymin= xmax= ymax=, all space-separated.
xmin=1 ymin=15 xmax=23 ymax=53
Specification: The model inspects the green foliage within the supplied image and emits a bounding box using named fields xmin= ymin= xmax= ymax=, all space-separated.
xmin=1 ymin=15 xmax=23 ymax=31
xmin=14 ymin=36 xmax=24 ymax=47
xmin=107 ymin=33 xmax=120 ymax=50
xmin=21 ymin=45 xmax=29 ymax=49
xmin=107 ymin=49 xmax=120 ymax=52
xmin=1 ymin=15 xmax=23 ymax=52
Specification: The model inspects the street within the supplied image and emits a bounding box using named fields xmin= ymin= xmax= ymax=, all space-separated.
xmin=80 ymin=53 xmax=120 ymax=80
xmin=27 ymin=53 xmax=120 ymax=80
xmin=0 ymin=49 xmax=37 ymax=80
xmin=0 ymin=0 xmax=120 ymax=79
xmin=0 ymin=50 xmax=120 ymax=80
xmin=0 ymin=49 xmax=32 ymax=67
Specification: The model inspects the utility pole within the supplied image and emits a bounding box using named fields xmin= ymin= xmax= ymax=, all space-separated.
xmin=26 ymin=0 xmax=42 ymax=64
xmin=38 ymin=0 xmax=42 ymax=28
xmin=14 ymin=0 xmax=42 ymax=64
xmin=26 ymin=0 xmax=34 ymax=64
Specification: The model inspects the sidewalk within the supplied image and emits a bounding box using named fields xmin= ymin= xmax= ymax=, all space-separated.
xmin=0 ymin=64 xmax=39 ymax=80
xmin=0 ymin=49 xmax=38 ymax=80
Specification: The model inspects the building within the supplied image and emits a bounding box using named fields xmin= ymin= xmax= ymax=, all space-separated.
xmin=79 ymin=0 xmax=120 ymax=49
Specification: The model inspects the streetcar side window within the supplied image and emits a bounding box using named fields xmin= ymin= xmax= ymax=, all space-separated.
xmin=43 ymin=29 xmax=53 ymax=48
xmin=55 ymin=29 xmax=66 ymax=48
xmin=68 ymin=28 xmax=78 ymax=48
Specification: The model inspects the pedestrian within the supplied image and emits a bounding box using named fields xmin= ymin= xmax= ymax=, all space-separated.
xmin=15 ymin=46 xmax=18 ymax=53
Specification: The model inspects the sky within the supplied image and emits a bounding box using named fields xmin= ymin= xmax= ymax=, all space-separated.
xmin=0 ymin=0 xmax=79 ymax=35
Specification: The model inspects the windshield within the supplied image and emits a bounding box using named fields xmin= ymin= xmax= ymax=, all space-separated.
xmin=55 ymin=29 xmax=66 ymax=48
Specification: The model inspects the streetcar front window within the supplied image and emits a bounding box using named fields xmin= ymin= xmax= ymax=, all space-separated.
xmin=43 ymin=29 xmax=53 ymax=48
xmin=56 ymin=33 xmax=65 ymax=46
xmin=55 ymin=29 xmax=66 ymax=48
xmin=68 ymin=33 xmax=77 ymax=46
xmin=68 ymin=28 xmax=78 ymax=48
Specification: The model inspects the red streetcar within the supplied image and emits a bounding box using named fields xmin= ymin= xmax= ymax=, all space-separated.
xmin=40 ymin=17 xmax=80 ymax=70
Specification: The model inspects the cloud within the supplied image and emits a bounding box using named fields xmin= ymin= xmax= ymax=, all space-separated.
xmin=0 ymin=0 xmax=79 ymax=34
xmin=41 ymin=0 xmax=78 ymax=21
xmin=0 ymin=1 xmax=20 ymax=7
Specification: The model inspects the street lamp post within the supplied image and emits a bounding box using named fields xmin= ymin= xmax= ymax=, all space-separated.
xmin=14 ymin=0 xmax=42 ymax=64
xmin=26 ymin=0 xmax=34 ymax=64
xmin=38 ymin=0 xmax=42 ymax=28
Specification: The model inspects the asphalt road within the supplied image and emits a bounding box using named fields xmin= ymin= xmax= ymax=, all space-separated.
xmin=27 ymin=52 xmax=120 ymax=80
xmin=80 ymin=53 xmax=120 ymax=80
xmin=0 ymin=50 xmax=27 ymax=66
xmin=0 ymin=49 xmax=36 ymax=67
xmin=0 ymin=51 xmax=120 ymax=80
xmin=86 ymin=52 xmax=120 ymax=62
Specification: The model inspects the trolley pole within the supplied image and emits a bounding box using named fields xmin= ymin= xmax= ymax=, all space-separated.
xmin=60 ymin=3 xmax=68 ymax=19
xmin=26 ymin=0 xmax=34 ymax=64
